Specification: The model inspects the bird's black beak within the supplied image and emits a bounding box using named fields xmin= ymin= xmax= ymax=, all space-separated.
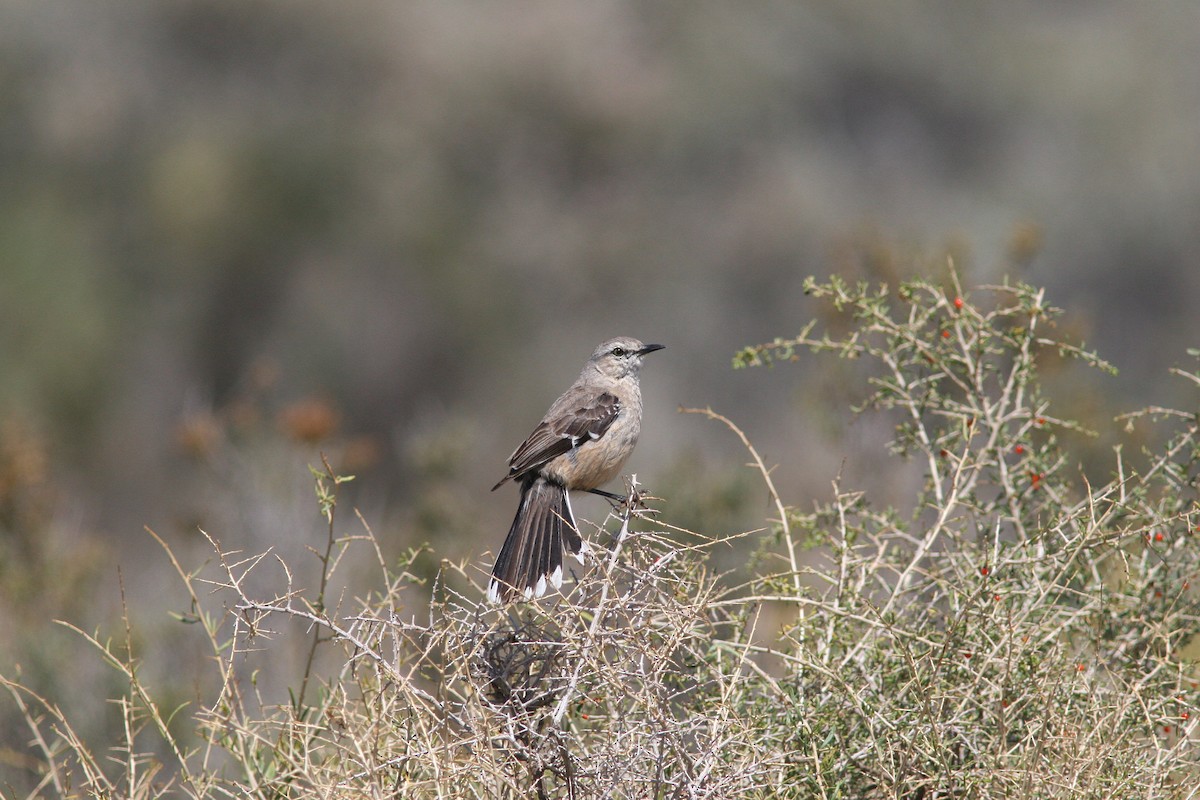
xmin=639 ymin=343 xmax=666 ymax=356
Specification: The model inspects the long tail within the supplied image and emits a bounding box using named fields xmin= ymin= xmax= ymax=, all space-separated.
xmin=488 ymin=476 xmax=585 ymax=603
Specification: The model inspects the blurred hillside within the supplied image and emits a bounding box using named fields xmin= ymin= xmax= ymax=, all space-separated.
xmin=1 ymin=1 xmax=1199 ymax=778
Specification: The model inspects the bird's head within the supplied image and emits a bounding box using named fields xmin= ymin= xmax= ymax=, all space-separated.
xmin=587 ymin=337 xmax=665 ymax=380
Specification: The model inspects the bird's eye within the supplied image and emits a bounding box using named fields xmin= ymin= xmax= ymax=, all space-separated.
xmin=611 ymin=347 xmax=627 ymax=358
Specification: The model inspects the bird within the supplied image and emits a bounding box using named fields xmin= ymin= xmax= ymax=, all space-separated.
xmin=488 ymin=337 xmax=665 ymax=603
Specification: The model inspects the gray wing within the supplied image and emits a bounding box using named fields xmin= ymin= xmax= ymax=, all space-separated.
xmin=492 ymin=391 xmax=621 ymax=489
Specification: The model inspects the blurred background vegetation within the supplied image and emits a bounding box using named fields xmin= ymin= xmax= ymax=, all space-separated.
xmin=2 ymin=0 xmax=1199 ymax=787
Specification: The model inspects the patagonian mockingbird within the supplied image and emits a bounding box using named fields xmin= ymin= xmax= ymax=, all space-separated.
xmin=488 ymin=337 xmax=664 ymax=603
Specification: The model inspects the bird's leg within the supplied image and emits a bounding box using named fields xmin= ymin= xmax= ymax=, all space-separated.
xmin=584 ymin=487 xmax=625 ymax=508
xmin=585 ymin=482 xmax=654 ymax=513
xmin=585 ymin=488 xmax=624 ymax=502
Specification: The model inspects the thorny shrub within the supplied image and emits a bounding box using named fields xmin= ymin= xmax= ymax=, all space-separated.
xmin=4 ymin=271 xmax=1199 ymax=799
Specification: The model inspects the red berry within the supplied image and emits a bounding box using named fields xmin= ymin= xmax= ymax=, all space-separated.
xmin=1183 ymin=711 xmax=1191 ymax=721
xmin=980 ymin=566 xmax=990 ymax=577
xmin=1036 ymin=417 xmax=1046 ymax=426
xmin=954 ymin=297 xmax=964 ymax=310
xmin=1154 ymin=532 xmax=1164 ymax=542
xmin=1030 ymin=472 xmax=1042 ymax=486
xmin=942 ymin=330 xmax=951 ymax=339
xmin=1014 ymin=445 xmax=1025 ymax=455
xmin=1077 ymin=664 xmax=1085 ymax=672
xmin=1164 ymin=725 xmax=1172 ymax=734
